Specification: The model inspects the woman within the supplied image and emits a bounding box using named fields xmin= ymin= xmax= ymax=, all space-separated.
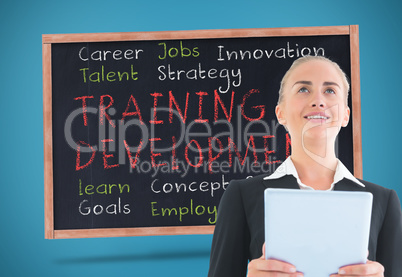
xmin=208 ymin=56 xmax=402 ymax=277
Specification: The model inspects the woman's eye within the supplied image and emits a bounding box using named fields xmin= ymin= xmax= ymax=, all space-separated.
xmin=298 ymin=87 xmax=309 ymax=93
xmin=325 ymin=88 xmax=335 ymax=94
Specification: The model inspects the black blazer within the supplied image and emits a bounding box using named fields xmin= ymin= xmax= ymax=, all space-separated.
xmin=208 ymin=175 xmax=402 ymax=277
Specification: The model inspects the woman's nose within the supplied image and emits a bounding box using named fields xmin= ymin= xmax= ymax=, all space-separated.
xmin=311 ymin=93 xmax=325 ymax=108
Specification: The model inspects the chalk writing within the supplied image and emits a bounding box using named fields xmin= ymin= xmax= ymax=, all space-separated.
xmin=151 ymin=199 xmax=217 ymax=224
xmin=79 ymin=65 xmax=139 ymax=83
xmin=79 ymin=46 xmax=144 ymax=61
xmin=49 ymin=30 xmax=354 ymax=233
xmin=217 ymin=42 xmax=325 ymax=61
xmin=158 ymin=41 xmax=200 ymax=59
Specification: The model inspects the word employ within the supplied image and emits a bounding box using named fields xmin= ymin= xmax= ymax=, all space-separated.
xmin=78 ymin=46 xmax=144 ymax=62
xmin=217 ymin=42 xmax=325 ymax=61
xmin=158 ymin=41 xmax=199 ymax=59
xmin=158 ymin=63 xmax=241 ymax=93
xmin=79 ymin=65 xmax=138 ymax=83
xmin=150 ymin=174 xmax=229 ymax=198
xmin=151 ymin=199 xmax=217 ymax=224
xmin=78 ymin=179 xmax=131 ymax=216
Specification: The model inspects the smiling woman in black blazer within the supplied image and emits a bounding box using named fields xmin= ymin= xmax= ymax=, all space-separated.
xmin=208 ymin=56 xmax=402 ymax=277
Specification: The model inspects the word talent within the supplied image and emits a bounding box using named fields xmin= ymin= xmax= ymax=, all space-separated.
xmin=79 ymin=65 xmax=138 ymax=83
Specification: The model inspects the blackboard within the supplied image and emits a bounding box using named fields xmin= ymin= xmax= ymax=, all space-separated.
xmin=43 ymin=26 xmax=362 ymax=239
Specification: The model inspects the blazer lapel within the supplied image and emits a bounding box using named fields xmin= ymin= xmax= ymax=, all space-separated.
xmin=333 ymin=178 xmax=366 ymax=192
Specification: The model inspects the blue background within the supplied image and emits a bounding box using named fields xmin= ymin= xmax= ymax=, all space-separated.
xmin=1 ymin=0 xmax=401 ymax=276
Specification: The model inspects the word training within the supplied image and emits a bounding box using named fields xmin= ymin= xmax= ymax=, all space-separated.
xmin=72 ymin=89 xmax=267 ymax=127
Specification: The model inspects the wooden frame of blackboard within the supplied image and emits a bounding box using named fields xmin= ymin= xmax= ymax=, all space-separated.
xmin=43 ymin=25 xmax=362 ymax=239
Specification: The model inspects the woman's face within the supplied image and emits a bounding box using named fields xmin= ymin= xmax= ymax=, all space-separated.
xmin=276 ymin=60 xmax=350 ymax=143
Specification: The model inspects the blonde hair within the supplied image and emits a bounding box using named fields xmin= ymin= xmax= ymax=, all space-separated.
xmin=277 ymin=56 xmax=350 ymax=105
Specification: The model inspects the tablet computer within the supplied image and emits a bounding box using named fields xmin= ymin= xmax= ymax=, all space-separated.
xmin=264 ymin=188 xmax=373 ymax=277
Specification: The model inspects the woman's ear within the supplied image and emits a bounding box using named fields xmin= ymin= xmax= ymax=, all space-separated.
xmin=275 ymin=105 xmax=287 ymax=125
xmin=341 ymin=106 xmax=350 ymax=127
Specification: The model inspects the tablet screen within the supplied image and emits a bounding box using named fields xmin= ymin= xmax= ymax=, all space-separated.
xmin=264 ymin=189 xmax=372 ymax=276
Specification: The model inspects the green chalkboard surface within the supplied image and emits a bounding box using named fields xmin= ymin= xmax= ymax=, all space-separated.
xmin=43 ymin=26 xmax=362 ymax=239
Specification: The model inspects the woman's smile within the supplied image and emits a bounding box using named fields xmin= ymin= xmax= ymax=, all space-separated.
xmin=304 ymin=111 xmax=330 ymax=122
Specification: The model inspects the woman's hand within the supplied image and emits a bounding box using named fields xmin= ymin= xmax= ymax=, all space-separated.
xmin=330 ymin=260 xmax=384 ymax=277
xmin=247 ymin=244 xmax=303 ymax=277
